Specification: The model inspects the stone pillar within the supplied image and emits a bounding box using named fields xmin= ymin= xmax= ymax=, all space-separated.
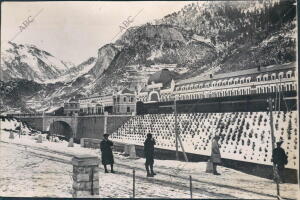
xmin=37 ymin=135 xmax=42 ymax=143
xmin=9 ymin=131 xmax=14 ymax=139
xmin=129 ymin=144 xmax=137 ymax=159
xmin=68 ymin=138 xmax=74 ymax=147
xmin=104 ymin=112 xmax=108 ymax=136
xmin=206 ymin=159 xmax=213 ymax=173
xmin=72 ymin=155 xmax=100 ymax=198
xmin=72 ymin=116 xmax=78 ymax=139
xmin=124 ymin=144 xmax=130 ymax=156
xmin=80 ymin=138 xmax=85 ymax=147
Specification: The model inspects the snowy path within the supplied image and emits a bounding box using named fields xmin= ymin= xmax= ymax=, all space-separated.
xmin=0 ymin=140 xmax=298 ymax=199
xmin=0 ymin=142 xmax=73 ymax=197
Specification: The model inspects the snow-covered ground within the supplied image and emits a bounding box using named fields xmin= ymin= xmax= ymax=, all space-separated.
xmin=0 ymin=118 xmax=299 ymax=199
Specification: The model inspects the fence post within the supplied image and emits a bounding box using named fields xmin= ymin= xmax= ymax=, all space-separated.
xmin=133 ymin=169 xmax=136 ymax=198
xmin=189 ymin=175 xmax=193 ymax=199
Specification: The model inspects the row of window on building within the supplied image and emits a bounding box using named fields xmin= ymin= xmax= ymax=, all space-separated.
xmin=175 ymin=71 xmax=294 ymax=92
xmin=113 ymin=96 xmax=135 ymax=103
xmin=159 ymin=82 xmax=296 ymax=102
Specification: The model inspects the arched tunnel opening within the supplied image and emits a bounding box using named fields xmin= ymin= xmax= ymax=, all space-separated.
xmin=49 ymin=121 xmax=73 ymax=141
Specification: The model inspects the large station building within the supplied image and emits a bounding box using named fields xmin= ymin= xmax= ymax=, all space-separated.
xmin=76 ymin=62 xmax=296 ymax=115
xmin=138 ymin=62 xmax=297 ymax=103
xmin=78 ymin=88 xmax=136 ymax=115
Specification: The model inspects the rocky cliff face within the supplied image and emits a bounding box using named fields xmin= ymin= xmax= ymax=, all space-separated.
xmin=91 ymin=24 xmax=217 ymax=93
xmin=90 ymin=44 xmax=120 ymax=78
xmin=115 ymin=24 xmax=216 ymax=68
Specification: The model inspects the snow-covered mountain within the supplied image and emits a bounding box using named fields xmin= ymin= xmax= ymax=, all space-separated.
xmin=0 ymin=0 xmax=296 ymax=113
xmin=1 ymin=42 xmax=75 ymax=83
xmin=48 ymin=57 xmax=97 ymax=84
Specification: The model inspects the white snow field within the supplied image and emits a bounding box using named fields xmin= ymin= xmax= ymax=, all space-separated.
xmin=0 ymin=118 xmax=299 ymax=199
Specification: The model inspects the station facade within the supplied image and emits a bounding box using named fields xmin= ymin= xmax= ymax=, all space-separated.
xmin=78 ymin=88 xmax=136 ymax=115
xmin=76 ymin=62 xmax=296 ymax=115
xmin=138 ymin=62 xmax=297 ymax=103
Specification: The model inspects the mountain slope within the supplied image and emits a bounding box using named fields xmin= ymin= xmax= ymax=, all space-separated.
xmin=90 ymin=44 xmax=120 ymax=78
xmin=1 ymin=42 xmax=74 ymax=83
xmin=92 ymin=24 xmax=217 ymax=93
xmin=155 ymin=0 xmax=296 ymax=77
xmin=1 ymin=0 xmax=296 ymax=112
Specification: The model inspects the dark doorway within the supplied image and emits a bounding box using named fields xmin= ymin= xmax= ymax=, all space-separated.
xmin=150 ymin=93 xmax=159 ymax=101
xmin=49 ymin=121 xmax=73 ymax=140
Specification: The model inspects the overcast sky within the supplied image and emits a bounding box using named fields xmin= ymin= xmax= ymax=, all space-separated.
xmin=1 ymin=1 xmax=194 ymax=65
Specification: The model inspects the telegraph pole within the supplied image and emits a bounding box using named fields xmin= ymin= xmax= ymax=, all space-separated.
xmin=19 ymin=121 xmax=21 ymax=138
xmin=174 ymin=96 xmax=188 ymax=162
xmin=278 ymin=78 xmax=281 ymax=110
xmin=268 ymin=98 xmax=280 ymax=199
xmin=174 ymin=97 xmax=179 ymax=160
xmin=161 ymin=97 xmax=188 ymax=161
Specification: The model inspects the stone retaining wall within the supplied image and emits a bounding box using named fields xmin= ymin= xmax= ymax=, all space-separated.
xmin=80 ymin=138 xmax=101 ymax=149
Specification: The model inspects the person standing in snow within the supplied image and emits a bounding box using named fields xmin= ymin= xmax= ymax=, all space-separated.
xmin=211 ymin=135 xmax=222 ymax=175
xmin=100 ymin=134 xmax=114 ymax=173
xmin=272 ymin=140 xmax=288 ymax=183
xmin=144 ymin=133 xmax=156 ymax=177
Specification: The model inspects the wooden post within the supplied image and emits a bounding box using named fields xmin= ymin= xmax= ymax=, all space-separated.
xmin=278 ymin=78 xmax=281 ymax=110
xmin=268 ymin=98 xmax=280 ymax=198
xmin=174 ymin=98 xmax=179 ymax=160
xmin=133 ymin=169 xmax=136 ymax=198
xmin=174 ymin=98 xmax=188 ymax=161
xmin=19 ymin=122 xmax=21 ymax=138
xmin=189 ymin=175 xmax=193 ymax=199
xmin=177 ymin=135 xmax=188 ymax=162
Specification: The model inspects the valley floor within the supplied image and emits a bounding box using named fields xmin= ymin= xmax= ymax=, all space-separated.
xmin=0 ymin=132 xmax=299 ymax=199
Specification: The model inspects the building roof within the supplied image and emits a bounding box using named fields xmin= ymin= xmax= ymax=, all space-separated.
xmin=45 ymin=106 xmax=63 ymax=114
xmin=117 ymin=88 xmax=135 ymax=95
xmin=176 ymin=62 xmax=296 ymax=85
xmin=79 ymin=88 xmax=135 ymax=101
xmin=79 ymin=93 xmax=113 ymax=100
xmin=147 ymin=69 xmax=179 ymax=86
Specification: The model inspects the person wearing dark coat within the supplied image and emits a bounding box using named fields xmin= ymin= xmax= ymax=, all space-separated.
xmin=272 ymin=140 xmax=288 ymax=183
xmin=144 ymin=133 xmax=156 ymax=177
xmin=211 ymin=135 xmax=222 ymax=175
xmin=100 ymin=134 xmax=114 ymax=173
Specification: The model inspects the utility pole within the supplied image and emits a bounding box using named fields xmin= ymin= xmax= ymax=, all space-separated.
xmin=278 ymin=78 xmax=281 ymax=111
xmin=268 ymin=98 xmax=280 ymax=199
xmin=19 ymin=121 xmax=21 ymax=138
xmin=174 ymin=97 xmax=179 ymax=160
xmin=174 ymin=96 xmax=188 ymax=162
xmin=177 ymin=131 xmax=188 ymax=162
xmin=161 ymin=97 xmax=188 ymax=161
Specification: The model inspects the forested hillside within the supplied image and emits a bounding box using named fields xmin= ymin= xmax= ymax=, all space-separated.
xmin=156 ymin=0 xmax=296 ymax=76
